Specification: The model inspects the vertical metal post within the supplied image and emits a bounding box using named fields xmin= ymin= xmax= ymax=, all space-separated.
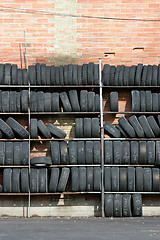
xmin=24 ymin=31 xmax=30 ymax=218
xmin=99 ymin=58 xmax=105 ymax=217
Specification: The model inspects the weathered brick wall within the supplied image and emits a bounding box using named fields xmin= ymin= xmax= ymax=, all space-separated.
xmin=0 ymin=0 xmax=159 ymax=67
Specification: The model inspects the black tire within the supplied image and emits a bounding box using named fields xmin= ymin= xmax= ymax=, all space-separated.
xmin=21 ymin=142 xmax=29 ymax=165
xmin=114 ymin=65 xmax=120 ymax=86
xmin=118 ymin=65 xmax=125 ymax=86
xmin=5 ymin=142 xmax=13 ymax=165
xmin=21 ymin=90 xmax=28 ymax=113
xmin=110 ymin=92 xmax=118 ymax=111
xmin=88 ymin=62 xmax=94 ymax=85
xmin=49 ymin=168 xmax=59 ymax=192
xmin=68 ymin=64 xmax=73 ymax=85
xmin=0 ymin=118 xmax=14 ymax=139
xmin=94 ymin=167 xmax=101 ymax=191
xmin=12 ymin=168 xmax=20 ymax=193
xmin=50 ymin=65 xmax=56 ymax=85
xmin=63 ymin=65 xmax=68 ymax=85
xmin=143 ymin=168 xmax=152 ymax=192
xmin=75 ymin=118 xmax=83 ymax=138
xmin=60 ymin=92 xmax=72 ymax=112
xmin=146 ymin=65 xmax=152 ymax=86
xmin=95 ymin=94 xmax=100 ymax=112
xmin=51 ymin=93 xmax=60 ymax=112
xmin=131 ymin=90 xmax=140 ymax=112
xmin=44 ymin=93 xmax=51 ymax=112
xmin=30 ymin=118 xmax=38 ymax=139
xmin=0 ymin=90 xmax=2 ymax=112
xmin=47 ymin=123 xmax=66 ymax=139
xmin=6 ymin=117 xmax=29 ymax=139
xmin=141 ymin=65 xmax=147 ymax=86
xmin=57 ymin=168 xmax=70 ymax=192
xmin=0 ymin=64 xmax=4 ymax=85
xmin=71 ymin=167 xmax=79 ymax=191
xmin=147 ymin=116 xmax=160 ymax=137
xmin=132 ymin=194 xmax=142 ymax=217
xmin=69 ymin=141 xmax=77 ymax=164
xmin=135 ymin=63 xmax=143 ymax=86
xmin=111 ymin=167 xmax=119 ymax=191
xmin=110 ymin=66 xmax=115 ymax=86
xmin=140 ymin=90 xmax=146 ymax=112
xmin=30 ymin=157 xmax=52 ymax=165
xmin=60 ymin=141 xmax=69 ymax=165
xmin=128 ymin=167 xmax=135 ymax=192
xmin=16 ymin=92 xmax=21 ymax=113
xmin=21 ymin=168 xmax=29 ymax=192
xmin=135 ymin=167 xmax=143 ymax=192
xmin=9 ymin=91 xmax=17 ymax=113
xmin=79 ymin=167 xmax=86 ymax=191
xmin=119 ymin=168 xmax=127 ymax=191
xmin=92 ymin=118 xmax=99 ymax=138
xmin=0 ymin=142 xmax=5 ymax=165
xmin=77 ymin=65 xmax=82 ymax=85
xmin=102 ymin=64 xmax=110 ymax=86
xmin=39 ymin=168 xmax=48 ymax=193
xmin=130 ymin=141 xmax=139 ymax=164
xmin=3 ymin=168 xmax=12 ymax=192
xmin=85 ymin=141 xmax=93 ymax=164
xmin=113 ymin=141 xmax=122 ymax=164
xmin=37 ymin=120 xmax=51 ymax=139
xmin=118 ymin=117 xmax=136 ymax=138
xmin=104 ymin=167 xmax=111 ymax=191
xmin=50 ymin=141 xmax=60 ymax=165
xmin=155 ymin=141 xmax=160 ymax=166
xmin=45 ymin=65 xmax=51 ymax=85
xmin=138 ymin=115 xmax=155 ymax=138
xmin=2 ymin=91 xmax=9 ymax=112
xmin=80 ymin=90 xmax=88 ymax=112
xmin=104 ymin=141 xmax=113 ymax=164
xmin=77 ymin=141 xmax=85 ymax=164
xmin=4 ymin=63 xmax=11 ymax=85
xmin=22 ymin=69 xmax=28 ymax=85
xmin=93 ymin=64 xmax=99 ymax=85
xmin=146 ymin=141 xmax=155 ymax=165
xmin=123 ymin=66 xmax=129 ymax=86
xmin=55 ymin=66 xmax=60 ymax=85
xmin=152 ymin=168 xmax=159 ymax=192
xmin=30 ymin=91 xmax=37 ymax=112
xmin=152 ymin=93 xmax=158 ymax=112
xmin=41 ymin=64 xmax=46 ymax=85
xmin=72 ymin=65 xmax=78 ymax=85
xmin=93 ymin=141 xmax=100 ymax=164
xmin=139 ymin=141 xmax=147 ymax=164
xmin=30 ymin=169 xmax=39 ymax=193
xmin=11 ymin=64 xmax=17 ymax=85
xmin=88 ymin=92 xmax=95 ymax=112
xmin=129 ymin=65 xmax=136 ymax=86
xmin=37 ymin=91 xmax=45 ymax=112
xmin=69 ymin=90 xmax=80 ymax=112
xmin=122 ymin=141 xmax=130 ymax=164
xmin=35 ymin=63 xmax=41 ymax=85
xmin=59 ymin=65 xmax=64 ymax=86
xmin=84 ymin=118 xmax=91 ymax=138
xmin=28 ymin=65 xmax=36 ymax=85
xmin=104 ymin=121 xmax=121 ymax=138
xmin=113 ymin=194 xmax=122 ymax=217
xmin=116 ymin=124 xmax=128 ymax=137
xmin=122 ymin=194 xmax=132 ymax=217
xmin=145 ymin=91 xmax=152 ymax=111
xmin=86 ymin=167 xmax=93 ymax=191
xmin=129 ymin=115 xmax=145 ymax=138
xmin=105 ymin=194 xmax=113 ymax=217
xmin=13 ymin=142 xmax=22 ymax=165
xmin=82 ymin=64 xmax=88 ymax=85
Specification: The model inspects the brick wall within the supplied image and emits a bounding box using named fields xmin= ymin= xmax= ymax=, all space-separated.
xmin=0 ymin=0 xmax=159 ymax=67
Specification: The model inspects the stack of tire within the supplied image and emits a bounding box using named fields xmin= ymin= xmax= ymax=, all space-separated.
xmin=30 ymin=90 xmax=100 ymax=112
xmin=75 ymin=118 xmax=99 ymax=138
xmin=104 ymin=140 xmax=160 ymax=165
xmin=102 ymin=64 xmax=160 ymax=86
